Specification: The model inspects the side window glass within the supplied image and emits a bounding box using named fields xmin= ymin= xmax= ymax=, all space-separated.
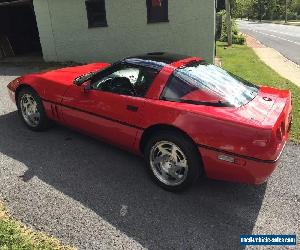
xmin=161 ymin=75 xmax=197 ymax=100
xmin=135 ymin=67 xmax=158 ymax=97
xmin=92 ymin=67 xmax=140 ymax=96
xmin=113 ymin=68 xmax=140 ymax=84
xmin=92 ymin=65 xmax=158 ymax=97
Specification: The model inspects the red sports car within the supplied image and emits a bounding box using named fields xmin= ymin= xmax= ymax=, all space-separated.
xmin=7 ymin=53 xmax=292 ymax=191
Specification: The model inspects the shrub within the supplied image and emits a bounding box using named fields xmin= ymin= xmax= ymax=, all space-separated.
xmin=287 ymin=10 xmax=298 ymax=20
xmin=218 ymin=11 xmax=245 ymax=45
xmin=233 ymin=34 xmax=246 ymax=45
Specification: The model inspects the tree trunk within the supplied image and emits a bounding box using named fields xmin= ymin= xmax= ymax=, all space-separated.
xmin=285 ymin=0 xmax=288 ymax=23
xmin=225 ymin=0 xmax=232 ymax=46
xmin=259 ymin=0 xmax=263 ymax=22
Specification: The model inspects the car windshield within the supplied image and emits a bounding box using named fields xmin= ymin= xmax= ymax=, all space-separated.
xmin=162 ymin=61 xmax=259 ymax=107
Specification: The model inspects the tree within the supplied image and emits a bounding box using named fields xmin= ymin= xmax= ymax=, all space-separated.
xmin=266 ymin=0 xmax=277 ymax=20
xmin=285 ymin=0 xmax=288 ymax=22
xmin=232 ymin=0 xmax=247 ymax=18
xmin=231 ymin=0 xmax=299 ymax=21
xmin=225 ymin=0 xmax=232 ymax=46
xmin=232 ymin=0 xmax=259 ymax=19
xmin=291 ymin=0 xmax=300 ymax=15
xmin=222 ymin=0 xmax=299 ymax=23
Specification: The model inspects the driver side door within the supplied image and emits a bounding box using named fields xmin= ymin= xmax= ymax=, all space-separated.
xmin=61 ymin=63 xmax=154 ymax=151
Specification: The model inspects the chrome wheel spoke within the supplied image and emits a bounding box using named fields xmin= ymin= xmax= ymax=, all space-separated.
xmin=28 ymin=113 xmax=40 ymax=122
xmin=168 ymin=169 xmax=181 ymax=180
xmin=169 ymin=163 xmax=185 ymax=179
xmin=157 ymin=144 xmax=170 ymax=156
xmin=22 ymin=106 xmax=27 ymax=113
xmin=171 ymin=145 xmax=178 ymax=160
xmin=174 ymin=161 xmax=187 ymax=170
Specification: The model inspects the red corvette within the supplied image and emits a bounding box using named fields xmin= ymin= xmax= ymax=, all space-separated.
xmin=7 ymin=53 xmax=292 ymax=191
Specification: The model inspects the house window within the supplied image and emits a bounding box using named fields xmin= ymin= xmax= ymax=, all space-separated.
xmin=85 ymin=0 xmax=107 ymax=28
xmin=147 ymin=0 xmax=169 ymax=23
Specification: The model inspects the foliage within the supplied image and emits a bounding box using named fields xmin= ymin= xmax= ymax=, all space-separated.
xmin=292 ymin=0 xmax=300 ymax=14
xmin=216 ymin=42 xmax=300 ymax=143
xmin=232 ymin=34 xmax=246 ymax=44
xmin=231 ymin=0 xmax=256 ymax=18
xmin=221 ymin=0 xmax=300 ymax=21
xmin=218 ymin=10 xmax=245 ymax=45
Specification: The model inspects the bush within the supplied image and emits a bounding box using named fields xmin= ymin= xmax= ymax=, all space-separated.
xmin=232 ymin=19 xmax=238 ymax=35
xmin=219 ymin=10 xmax=229 ymax=42
xmin=218 ymin=10 xmax=245 ymax=45
xmin=233 ymin=34 xmax=245 ymax=45
xmin=287 ymin=10 xmax=298 ymax=20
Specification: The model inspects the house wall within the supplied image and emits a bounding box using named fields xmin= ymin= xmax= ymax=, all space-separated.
xmin=33 ymin=0 xmax=215 ymax=63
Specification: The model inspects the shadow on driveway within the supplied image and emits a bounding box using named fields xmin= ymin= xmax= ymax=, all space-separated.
xmin=0 ymin=111 xmax=266 ymax=249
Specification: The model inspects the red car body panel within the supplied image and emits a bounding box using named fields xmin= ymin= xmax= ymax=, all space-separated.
xmin=7 ymin=56 xmax=293 ymax=185
xmin=60 ymin=89 xmax=145 ymax=151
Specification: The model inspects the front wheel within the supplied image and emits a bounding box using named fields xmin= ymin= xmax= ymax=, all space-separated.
xmin=17 ymin=88 xmax=52 ymax=131
xmin=145 ymin=131 xmax=203 ymax=191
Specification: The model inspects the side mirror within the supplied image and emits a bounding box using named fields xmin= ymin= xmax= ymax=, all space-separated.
xmin=73 ymin=72 xmax=94 ymax=86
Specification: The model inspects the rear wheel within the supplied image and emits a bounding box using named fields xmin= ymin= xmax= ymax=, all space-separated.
xmin=145 ymin=131 xmax=202 ymax=191
xmin=17 ymin=88 xmax=52 ymax=131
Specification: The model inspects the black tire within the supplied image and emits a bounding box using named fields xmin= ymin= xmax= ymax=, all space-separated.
xmin=17 ymin=87 xmax=52 ymax=131
xmin=144 ymin=130 xmax=203 ymax=191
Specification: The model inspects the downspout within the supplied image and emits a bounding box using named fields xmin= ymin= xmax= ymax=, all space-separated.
xmin=214 ymin=0 xmax=217 ymax=63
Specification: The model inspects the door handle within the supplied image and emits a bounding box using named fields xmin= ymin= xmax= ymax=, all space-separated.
xmin=127 ymin=105 xmax=139 ymax=112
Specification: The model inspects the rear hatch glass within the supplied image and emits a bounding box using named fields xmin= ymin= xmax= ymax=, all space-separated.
xmin=162 ymin=61 xmax=259 ymax=107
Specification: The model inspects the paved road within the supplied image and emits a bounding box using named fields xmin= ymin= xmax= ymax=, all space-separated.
xmin=0 ymin=64 xmax=299 ymax=249
xmin=238 ymin=20 xmax=300 ymax=65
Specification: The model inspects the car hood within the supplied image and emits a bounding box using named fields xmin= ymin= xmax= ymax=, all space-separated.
xmin=26 ymin=63 xmax=111 ymax=86
xmin=18 ymin=62 xmax=110 ymax=103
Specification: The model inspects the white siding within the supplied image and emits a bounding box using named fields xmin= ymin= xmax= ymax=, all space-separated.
xmin=33 ymin=0 xmax=215 ymax=63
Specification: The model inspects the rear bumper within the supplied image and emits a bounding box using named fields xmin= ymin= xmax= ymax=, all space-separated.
xmin=199 ymin=143 xmax=286 ymax=185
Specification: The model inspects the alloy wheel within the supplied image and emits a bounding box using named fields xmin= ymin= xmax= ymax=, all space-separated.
xmin=149 ymin=141 xmax=189 ymax=186
xmin=20 ymin=93 xmax=40 ymax=127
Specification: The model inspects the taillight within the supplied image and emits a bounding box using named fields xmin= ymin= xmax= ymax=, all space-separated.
xmin=276 ymin=121 xmax=286 ymax=142
xmin=276 ymin=127 xmax=283 ymax=141
xmin=281 ymin=121 xmax=285 ymax=135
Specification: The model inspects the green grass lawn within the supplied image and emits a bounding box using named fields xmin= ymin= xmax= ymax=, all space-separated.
xmin=216 ymin=42 xmax=300 ymax=143
xmin=0 ymin=203 xmax=74 ymax=250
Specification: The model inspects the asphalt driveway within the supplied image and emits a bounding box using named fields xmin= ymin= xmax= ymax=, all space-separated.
xmin=0 ymin=64 xmax=299 ymax=249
